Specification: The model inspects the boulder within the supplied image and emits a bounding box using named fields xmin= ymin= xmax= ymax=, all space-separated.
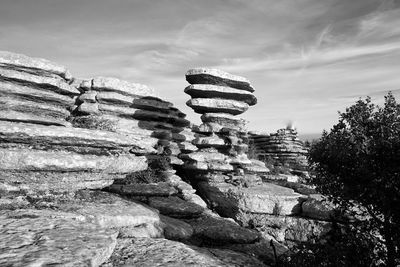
xmin=185 ymin=84 xmax=257 ymax=105
xmin=0 ymin=209 xmax=118 ymax=266
xmin=188 ymin=215 xmax=260 ymax=245
xmin=197 ymin=182 xmax=305 ymax=217
xmin=160 ymin=215 xmax=194 ymax=241
xmin=186 ymin=68 xmax=254 ymax=92
xmin=201 ymin=113 xmax=247 ymax=129
xmin=187 ymin=98 xmax=249 ymax=115
xmin=148 ymin=196 xmax=204 ymax=218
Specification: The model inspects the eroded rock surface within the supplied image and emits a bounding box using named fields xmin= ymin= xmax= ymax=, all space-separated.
xmin=102 ymin=238 xmax=267 ymax=267
xmin=0 ymin=209 xmax=118 ymax=266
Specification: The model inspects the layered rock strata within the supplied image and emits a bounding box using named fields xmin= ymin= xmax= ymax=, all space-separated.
xmin=249 ymin=128 xmax=309 ymax=172
xmin=72 ymin=76 xmax=191 ymax=166
xmin=0 ymin=52 xmax=151 ymax=192
xmin=181 ymin=68 xmax=305 ymax=219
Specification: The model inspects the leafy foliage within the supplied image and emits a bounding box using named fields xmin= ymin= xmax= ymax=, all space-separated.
xmin=307 ymin=93 xmax=400 ymax=266
xmin=280 ymin=222 xmax=383 ymax=267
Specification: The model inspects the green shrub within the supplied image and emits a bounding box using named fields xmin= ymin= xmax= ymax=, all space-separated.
xmin=120 ymin=156 xmax=171 ymax=184
xmin=69 ymin=115 xmax=117 ymax=131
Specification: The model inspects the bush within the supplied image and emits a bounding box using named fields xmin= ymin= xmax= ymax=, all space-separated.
xmin=69 ymin=115 xmax=117 ymax=131
xmin=121 ymin=156 xmax=171 ymax=184
xmin=280 ymin=222 xmax=384 ymax=267
xmin=308 ymin=93 xmax=400 ymax=266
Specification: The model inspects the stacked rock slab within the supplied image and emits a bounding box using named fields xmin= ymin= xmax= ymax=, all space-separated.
xmin=182 ymin=69 xmax=307 ymax=219
xmin=249 ymin=128 xmax=309 ymax=172
xmin=0 ymin=51 xmax=150 ymax=192
xmin=183 ymin=68 xmax=268 ymax=180
xmin=72 ymin=77 xmax=190 ymax=167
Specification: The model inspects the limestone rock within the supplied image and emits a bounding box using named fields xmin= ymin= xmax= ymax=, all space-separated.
xmin=187 ymin=98 xmax=249 ymax=115
xmin=96 ymin=91 xmax=136 ymax=106
xmin=92 ymin=76 xmax=155 ymax=97
xmin=107 ymin=183 xmax=178 ymax=197
xmin=0 ymin=97 xmax=70 ymax=121
xmin=0 ymin=68 xmax=79 ymax=96
xmin=102 ymin=238 xmax=266 ymax=267
xmin=0 ymin=209 xmax=118 ymax=266
xmin=197 ymin=182 xmax=305 ymax=217
xmin=0 ymin=110 xmax=71 ymax=126
xmin=148 ymin=196 xmax=204 ymax=218
xmin=201 ymin=113 xmax=247 ymax=129
xmin=78 ymin=90 xmax=97 ymax=103
xmin=0 ymin=50 xmax=72 ymax=80
xmin=186 ymin=68 xmax=254 ymax=92
xmin=0 ymin=80 xmax=76 ymax=108
xmin=188 ymin=215 xmax=260 ymax=245
xmin=185 ymin=84 xmax=257 ymax=105
xmin=0 ymin=121 xmax=157 ymax=154
xmin=0 ymin=148 xmax=147 ymax=173
xmin=161 ymin=215 xmax=194 ymax=241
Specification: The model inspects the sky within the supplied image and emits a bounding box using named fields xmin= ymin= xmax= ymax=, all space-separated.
xmin=1 ymin=0 xmax=400 ymax=134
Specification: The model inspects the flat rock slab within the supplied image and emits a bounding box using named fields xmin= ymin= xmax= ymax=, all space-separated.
xmin=102 ymin=238 xmax=266 ymax=267
xmin=161 ymin=215 xmax=194 ymax=241
xmin=197 ymin=182 xmax=305 ymax=217
xmin=107 ymin=183 xmax=178 ymax=197
xmin=30 ymin=190 xmax=164 ymax=239
xmin=201 ymin=113 xmax=247 ymax=128
xmin=185 ymin=84 xmax=257 ymax=105
xmin=0 ymin=120 xmax=157 ymax=154
xmin=0 ymin=80 xmax=76 ymax=108
xmin=186 ymin=68 xmax=254 ymax=92
xmin=0 ymin=68 xmax=79 ymax=96
xmin=67 ymin=191 xmax=161 ymax=231
xmin=0 ymin=209 xmax=118 ymax=266
xmin=92 ymin=76 xmax=155 ymax=97
xmin=0 ymin=171 xmax=116 ymax=192
xmin=187 ymin=98 xmax=249 ymax=115
xmin=188 ymin=215 xmax=260 ymax=245
xmin=0 ymin=50 xmax=72 ymax=79
xmin=0 ymin=147 xmax=147 ymax=173
xmin=148 ymin=196 xmax=204 ymax=218
xmin=0 ymin=110 xmax=71 ymax=126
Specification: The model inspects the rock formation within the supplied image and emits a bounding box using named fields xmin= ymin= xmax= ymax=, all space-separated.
xmin=249 ymin=128 xmax=309 ymax=174
xmin=180 ymin=68 xmax=338 ymax=253
xmin=1 ymin=52 xmax=284 ymax=266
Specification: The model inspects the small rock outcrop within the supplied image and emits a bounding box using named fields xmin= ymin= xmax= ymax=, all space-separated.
xmin=249 ymin=128 xmax=309 ymax=173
